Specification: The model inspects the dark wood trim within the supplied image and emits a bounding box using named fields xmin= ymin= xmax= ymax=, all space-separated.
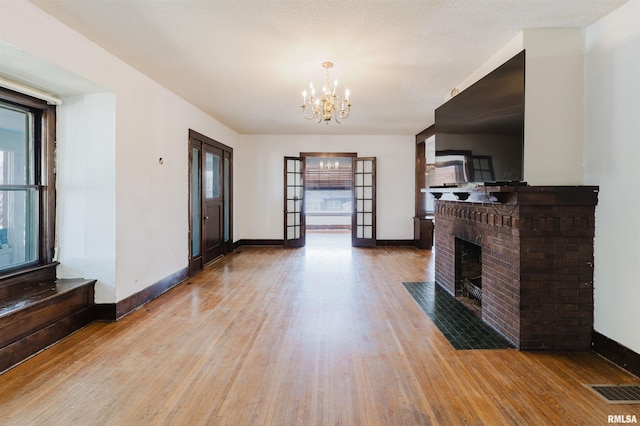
xmin=0 ymin=306 xmax=94 ymax=374
xmin=416 ymin=126 xmax=436 ymax=218
xmin=94 ymin=303 xmax=116 ymax=322
xmin=415 ymin=141 xmax=426 ymax=217
xmin=375 ymin=240 xmax=415 ymax=247
xmin=0 ymin=87 xmax=52 ymax=109
xmin=189 ymin=129 xmax=234 ymax=156
xmin=0 ymin=278 xmax=95 ymax=374
xmin=0 ymin=263 xmax=58 ymax=301
xmin=415 ymin=125 xmax=435 ymax=145
xmin=237 ymin=239 xmax=284 ymax=246
xmin=413 ymin=216 xmax=434 ymax=249
xmin=237 ymin=238 xmax=414 ymax=247
xmin=300 ymin=152 xmax=357 ymax=158
xmin=42 ymin=107 xmax=57 ymax=264
xmin=95 ymin=268 xmax=188 ymax=321
xmin=592 ymin=331 xmax=640 ymax=378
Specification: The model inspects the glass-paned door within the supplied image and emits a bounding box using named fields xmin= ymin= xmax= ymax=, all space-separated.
xmin=284 ymin=156 xmax=305 ymax=248
xmin=191 ymin=147 xmax=201 ymax=258
xmin=352 ymin=157 xmax=376 ymax=247
xmin=203 ymin=146 xmax=225 ymax=263
xmin=188 ymin=130 xmax=233 ymax=276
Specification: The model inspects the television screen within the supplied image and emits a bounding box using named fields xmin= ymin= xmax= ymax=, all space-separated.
xmin=433 ymin=50 xmax=525 ymax=186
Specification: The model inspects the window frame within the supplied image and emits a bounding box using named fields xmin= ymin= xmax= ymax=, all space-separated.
xmin=0 ymin=87 xmax=56 ymax=279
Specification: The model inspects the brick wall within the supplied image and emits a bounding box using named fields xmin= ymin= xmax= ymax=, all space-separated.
xmin=433 ymin=186 xmax=598 ymax=350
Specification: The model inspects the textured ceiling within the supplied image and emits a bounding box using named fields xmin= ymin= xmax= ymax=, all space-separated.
xmin=27 ymin=0 xmax=628 ymax=135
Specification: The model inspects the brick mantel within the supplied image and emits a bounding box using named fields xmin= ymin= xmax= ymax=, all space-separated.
xmin=433 ymin=186 xmax=599 ymax=350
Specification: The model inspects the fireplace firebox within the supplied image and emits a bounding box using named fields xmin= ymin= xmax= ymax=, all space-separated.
xmin=455 ymin=238 xmax=483 ymax=311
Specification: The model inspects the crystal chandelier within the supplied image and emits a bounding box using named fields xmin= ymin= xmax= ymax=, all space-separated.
xmin=301 ymin=62 xmax=351 ymax=124
xmin=319 ymin=160 xmax=339 ymax=170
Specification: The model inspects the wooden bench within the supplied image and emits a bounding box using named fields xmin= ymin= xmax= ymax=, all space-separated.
xmin=0 ymin=265 xmax=95 ymax=373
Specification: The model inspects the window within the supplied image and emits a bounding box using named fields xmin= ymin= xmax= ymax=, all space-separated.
xmin=0 ymin=87 xmax=56 ymax=274
xmin=472 ymin=155 xmax=495 ymax=182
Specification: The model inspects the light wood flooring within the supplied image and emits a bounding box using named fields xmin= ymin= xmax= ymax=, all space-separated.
xmin=1 ymin=231 xmax=639 ymax=425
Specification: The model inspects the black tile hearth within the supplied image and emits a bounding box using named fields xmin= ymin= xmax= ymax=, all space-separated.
xmin=402 ymin=281 xmax=513 ymax=350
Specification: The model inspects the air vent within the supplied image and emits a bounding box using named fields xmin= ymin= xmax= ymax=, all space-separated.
xmin=585 ymin=384 xmax=640 ymax=404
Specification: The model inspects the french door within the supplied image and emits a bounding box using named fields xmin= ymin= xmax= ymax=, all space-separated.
xmin=283 ymin=155 xmax=376 ymax=248
xmin=189 ymin=130 xmax=233 ymax=275
xmin=202 ymin=145 xmax=225 ymax=262
xmin=284 ymin=156 xmax=305 ymax=248
xmin=352 ymin=157 xmax=376 ymax=247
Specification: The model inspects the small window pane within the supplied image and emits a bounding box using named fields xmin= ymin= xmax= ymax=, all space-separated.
xmin=0 ymin=188 xmax=38 ymax=270
xmin=364 ymin=174 xmax=373 ymax=186
xmin=0 ymin=107 xmax=34 ymax=186
xmin=364 ymin=187 xmax=373 ymax=199
xmin=205 ymin=152 xmax=220 ymax=199
xmin=364 ymin=227 xmax=372 ymax=238
xmin=287 ymin=227 xmax=296 ymax=239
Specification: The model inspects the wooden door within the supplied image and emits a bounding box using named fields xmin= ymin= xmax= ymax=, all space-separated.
xmin=352 ymin=157 xmax=376 ymax=247
xmin=203 ymin=146 xmax=224 ymax=262
xmin=284 ymin=156 xmax=305 ymax=248
xmin=189 ymin=130 xmax=233 ymax=275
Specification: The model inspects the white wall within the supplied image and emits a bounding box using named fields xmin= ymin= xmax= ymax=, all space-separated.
xmin=585 ymin=0 xmax=640 ymax=354
xmin=523 ymin=29 xmax=585 ymax=185
xmin=56 ymin=94 xmax=117 ymax=303
xmin=1 ymin=0 xmax=240 ymax=303
xmin=237 ymin=135 xmax=415 ymax=241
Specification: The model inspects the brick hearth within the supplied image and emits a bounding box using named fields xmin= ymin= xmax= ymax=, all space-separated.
xmin=433 ymin=186 xmax=598 ymax=350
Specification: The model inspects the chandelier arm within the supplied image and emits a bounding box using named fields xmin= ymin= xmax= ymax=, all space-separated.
xmin=302 ymin=105 xmax=318 ymax=120
xmin=338 ymin=108 xmax=350 ymax=120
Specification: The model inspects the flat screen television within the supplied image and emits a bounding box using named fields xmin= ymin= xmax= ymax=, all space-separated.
xmin=433 ymin=50 xmax=525 ymax=186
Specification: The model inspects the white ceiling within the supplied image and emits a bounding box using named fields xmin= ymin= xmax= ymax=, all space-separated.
xmin=27 ymin=0 xmax=628 ymax=135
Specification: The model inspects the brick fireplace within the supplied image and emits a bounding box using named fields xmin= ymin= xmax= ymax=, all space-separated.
xmin=433 ymin=186 xmax=598 ymax=350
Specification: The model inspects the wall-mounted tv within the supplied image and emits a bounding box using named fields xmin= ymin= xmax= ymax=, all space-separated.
xmin=433 ymin=50 xmax=525 ymax=186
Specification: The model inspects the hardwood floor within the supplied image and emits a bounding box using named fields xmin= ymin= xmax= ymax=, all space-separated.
xmin=1 ymin=231 xmax=638 ymax=425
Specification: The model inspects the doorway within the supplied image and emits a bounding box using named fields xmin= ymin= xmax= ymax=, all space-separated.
xmin=189 ymin=130 xmax=233 ymax=276
xmin=283 ymin=153 xmax=376 ymax=248
xmin=305 ymin=155 xmax=353 ymax=232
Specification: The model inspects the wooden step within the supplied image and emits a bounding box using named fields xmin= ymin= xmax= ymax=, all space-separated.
xmin=0 ymin=278 xmax=95 ymax=373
